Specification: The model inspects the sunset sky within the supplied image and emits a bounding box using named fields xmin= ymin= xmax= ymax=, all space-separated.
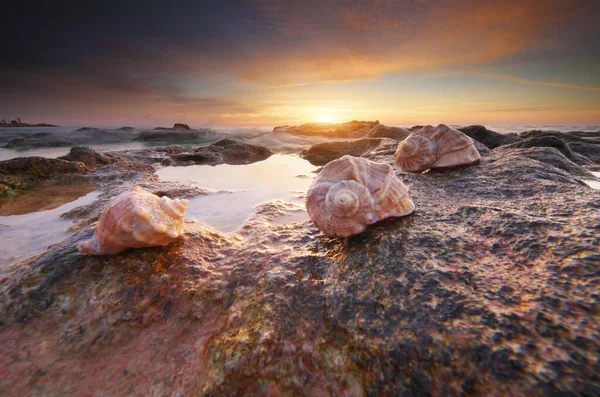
xmin=1 ymin=0 xmax=598 ymax=127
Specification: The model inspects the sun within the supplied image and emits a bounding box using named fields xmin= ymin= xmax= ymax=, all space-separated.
xmin=315 ymin=114 xmax=337 ymax=123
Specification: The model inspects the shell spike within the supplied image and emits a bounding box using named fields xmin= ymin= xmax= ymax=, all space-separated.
xmin=77 ymin=238 xmax=102 ymax=255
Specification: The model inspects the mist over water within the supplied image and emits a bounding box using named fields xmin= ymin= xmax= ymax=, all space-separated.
xmin=1 ymin=124 xmax=598 ymax=161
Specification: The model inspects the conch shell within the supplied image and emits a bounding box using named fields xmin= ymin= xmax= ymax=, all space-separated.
xmin=394 ymin=124 xmax=481 ymax=172
xmin=77 ymin=186 xmax=189 ymax=255
xmin=306 ymin=155 xmax=415 ymax=237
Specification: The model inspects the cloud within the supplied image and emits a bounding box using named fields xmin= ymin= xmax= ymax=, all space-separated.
xmin=231 ymin=0 xmax=594 ymax=86
xmin=480 ymin=72 xmax=600 ymax=92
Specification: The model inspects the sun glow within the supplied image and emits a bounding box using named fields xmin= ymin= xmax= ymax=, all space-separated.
xmin=314 ymin=109 xmax=338 ymax=123
xmin=315 ymin=114 xmax=337 ymax=123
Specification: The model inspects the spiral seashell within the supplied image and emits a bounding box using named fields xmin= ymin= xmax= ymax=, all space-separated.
xmin=77 ymin=186 xmax=189 ymax=255
xmin=306 ymin=155 xmax=415 ymax=237
xmin=394 ymin=124 xmax=481 ymax=172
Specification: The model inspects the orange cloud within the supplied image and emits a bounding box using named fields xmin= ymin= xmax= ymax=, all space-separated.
xmin=236 ymin=0 xmax=593 ymax=86
xmin=480 ymin=72 xmax=600 ymax=92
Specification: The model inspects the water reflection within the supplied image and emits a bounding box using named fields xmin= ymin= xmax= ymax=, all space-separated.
xmin=0 ymin=189 xmax=100 ymax=267
xmin=583 ymin=171 xmax=600 ymax=190
xmin=0 ymin=184 xmax=97 ymax=216
xmin=156 ymin=155 xmax=316 ymax=232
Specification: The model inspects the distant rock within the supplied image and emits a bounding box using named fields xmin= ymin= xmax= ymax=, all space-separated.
xmin=153 ymin=123 xmax=192 ymax=131
xmin=173 ymin=123 xmax=191 ymax=130
xmin=273 ymin=120 xmax=379 ymax=138
xmin=0 ymin=119 xmax=58 ymax=128
xmin=171 ymin=139 xmax=272 ymax=165
xmin=458 ymin=125 xmax=520 ymax=148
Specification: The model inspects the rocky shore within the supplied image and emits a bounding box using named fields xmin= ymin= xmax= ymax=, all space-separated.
xmin=0 ymin=118 xmax=57 ymax=128
xmin=0 ymin=124 xmax=599 ymax=395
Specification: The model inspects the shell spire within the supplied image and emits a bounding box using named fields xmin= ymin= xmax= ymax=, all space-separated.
xmin=77 ymin=186 xmax=189 ymax=255
xmin=394 ymin=124 xmax=481 ymax=172
xmin=306 ymin=155 xmax=415 ymax=237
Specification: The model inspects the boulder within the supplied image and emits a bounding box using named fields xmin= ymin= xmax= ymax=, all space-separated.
xmin=501 ymin=136 xmax=594 ymax=165
xmin=172 ymin=139 xmax=273 ymax=165
xmin=517 ymin=130 xmax=600 ymax=164
xmin=300 ymin=138 xmax=389 ymax=165
xmin=365 ymin=124 xmax=411 ymax=140
xmin=458 ymin=125 xmax=520 ymax=148
xmin=59 ymin=146 xmax=118 ymax=168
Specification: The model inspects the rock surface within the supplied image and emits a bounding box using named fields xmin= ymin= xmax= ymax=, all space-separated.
xmin=1 ymin=129 xmax=599 ymax=395
xmin=0 ymin=129 xmax=599 ymax=396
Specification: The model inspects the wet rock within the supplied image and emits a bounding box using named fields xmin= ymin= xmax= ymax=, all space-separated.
xmin=0 ymin=132 xmax=599 ymax=395
xmin=0 ymin=157 xmax=90 ymax=197
xmin=458 ymin=125 xmax=520 ymax=148
xmin=171 ymin=139 xmax=272 ymax=165
xmin=300 ymin=138 xmax=392 ymax=165
xmin=365 ymin=124 xmax=411 ymax=140
xmin=273 ymin=120 xmax=379 ymax=138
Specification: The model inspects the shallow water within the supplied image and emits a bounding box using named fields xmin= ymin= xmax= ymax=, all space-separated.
xmin=156 ymin=154 xmax=316 ymax=232
xmin=0 ymin=189 xmax=100 ymax=268
xmin=0 ymin=184 xmax=97 ymax=216
xmin=583 ymin=171 xmax=600 ymax=190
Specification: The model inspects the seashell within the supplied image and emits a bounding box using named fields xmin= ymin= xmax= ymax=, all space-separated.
xmin=394 ymin=124 xmax=481 ymax=172
xmin=306 ymin=155 xmax=415 ymax=237
xmin=77 ymin=186 xmax=189 ymax=255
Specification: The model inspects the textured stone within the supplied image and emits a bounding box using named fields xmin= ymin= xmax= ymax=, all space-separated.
xmin=0 ymin=132 xmax=599 ymax=396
